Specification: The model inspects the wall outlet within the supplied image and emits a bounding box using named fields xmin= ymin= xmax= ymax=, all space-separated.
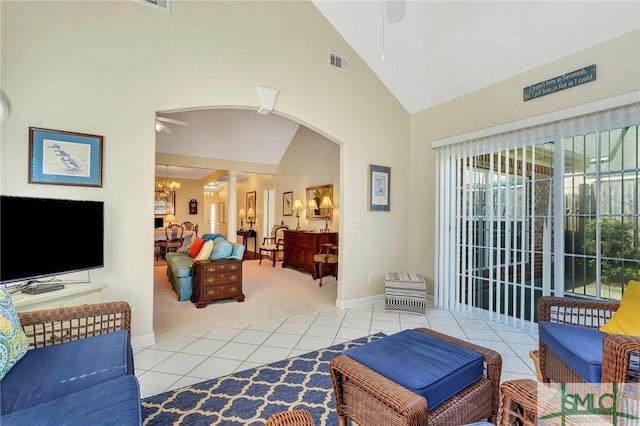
xmin=367 ymin=273 xmax=374 ymax=284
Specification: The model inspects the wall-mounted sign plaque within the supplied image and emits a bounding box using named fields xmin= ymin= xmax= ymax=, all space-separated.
xmin=523 ymin=64 xmax=596 ymax=102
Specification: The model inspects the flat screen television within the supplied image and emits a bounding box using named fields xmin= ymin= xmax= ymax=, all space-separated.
xmin=0 ymin=195 xmax=104 ymax=284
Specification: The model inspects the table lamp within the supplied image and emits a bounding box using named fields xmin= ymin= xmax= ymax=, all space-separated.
xmin=292 ymin=199 xmax=304 ymax=230
xmin=319 ymin=195 xmax=334 ymax=232
xmin=239 ymin=208 xmax=245 ymax=230
xmin=247 ymin=207 xmax=255 ymax=229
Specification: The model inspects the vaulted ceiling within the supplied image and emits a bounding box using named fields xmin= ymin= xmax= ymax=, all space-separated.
xmin=156 ymin=1 xmax=640 ymax=183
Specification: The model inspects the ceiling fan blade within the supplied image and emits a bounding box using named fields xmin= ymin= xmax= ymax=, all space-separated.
xmin=157 ymin=116 xmax=189 ymax=126
xmin=155 ymin=121 xmax=173 ymax=134
xmin=161 ymin=124 xmax=173 ymax=134
xmin=386 ymin=0 xmax=406 ymax=23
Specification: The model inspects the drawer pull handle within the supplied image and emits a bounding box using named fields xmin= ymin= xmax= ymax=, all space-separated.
xmin=206 ymin=289 xmax=216 ymax=295
xmin=205 ymin=277 xmax=216 ymax=283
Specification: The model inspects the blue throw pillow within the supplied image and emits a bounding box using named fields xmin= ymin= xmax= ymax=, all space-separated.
xmin=210 ymin=240 xmax=233 ymax=260
xmin=229 ymin=243 xmax=245 ymax=260
xmin=202 ymin=233 xmax=225 ymax=242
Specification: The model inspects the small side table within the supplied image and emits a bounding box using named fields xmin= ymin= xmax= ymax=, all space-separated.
xmin=237 ymin=229 xmax=257 ymax=254
xmin=384 ymin=272 xmax=426 ymax=314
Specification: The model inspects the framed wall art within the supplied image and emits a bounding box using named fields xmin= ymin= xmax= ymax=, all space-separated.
xmin=29 ymin=127 xmax=103 ymax=187
xmin=218 ymin=202 xmax=225 ymax=223
xmin=283 ymin=191 xmax=293 ymax=216
xmin=246 ymin=191 xmax=256 ymax=216
xmin=368 ymin=164 xmax=390 ymax=211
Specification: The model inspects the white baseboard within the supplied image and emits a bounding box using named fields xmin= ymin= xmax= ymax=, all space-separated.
xmin=132 ymin=333 xmax=155 ymax=348
xmin=336 ymin=293 xmax=385 ymax=310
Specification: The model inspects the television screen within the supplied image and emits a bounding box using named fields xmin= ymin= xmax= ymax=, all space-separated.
xmin=155 ymin=217 xmax=164 ymax=228
xmin=0 ymin=196 xmax=104 ymax=284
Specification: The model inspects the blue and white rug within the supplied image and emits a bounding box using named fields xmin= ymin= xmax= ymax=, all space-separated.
xmin=141 ymin=333 xmax=385 ymax=425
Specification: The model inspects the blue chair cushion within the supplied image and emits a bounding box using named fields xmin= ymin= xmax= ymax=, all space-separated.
xmin=538 ymin=321 xmax=605 ymax=383
xmin=0 ymin=375 xmax=142 ymax=425
xmin=0 ymin=330 xmax=134 ymax=414
xmin=344 ymin=329 xmax=483 ymax=410
xmin=165 ymin=252 xmax=194 ymax=278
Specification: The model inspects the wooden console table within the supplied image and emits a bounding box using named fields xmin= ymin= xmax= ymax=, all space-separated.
xmin=11 ymin=281 xmax=108 ymax=312
xmin=282 ymin=230 xmax=338 ymax=279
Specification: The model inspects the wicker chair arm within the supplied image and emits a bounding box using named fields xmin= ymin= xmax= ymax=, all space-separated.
xmin=537 ymin=296 xmax=619 ymax=328
xmin=601 ymin=333 xmax=640 ymax=383
xmin=330 ymin=354 xmax=430 ymax=424
xmin=18 ymin=301 xmax=132 ymax=349
xmin=266 ymin=409 xmax=315 ymax=426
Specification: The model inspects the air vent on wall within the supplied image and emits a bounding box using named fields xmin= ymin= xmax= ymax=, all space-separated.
xmin=141 ymin=0 xmax=171 ymax=13
xmin=329 ymin=52 xmax=348 ymax=72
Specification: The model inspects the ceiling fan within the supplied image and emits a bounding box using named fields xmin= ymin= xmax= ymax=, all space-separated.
xmin=155 ymin=116 xmax=189 ymax=134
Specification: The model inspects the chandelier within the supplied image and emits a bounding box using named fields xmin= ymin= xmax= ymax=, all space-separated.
xmin=156 ymin=166 xmax=181 ymax=196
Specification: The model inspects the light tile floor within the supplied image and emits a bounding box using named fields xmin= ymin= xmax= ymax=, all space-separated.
xmin=134 ymin=302 xmax=539 ymax=399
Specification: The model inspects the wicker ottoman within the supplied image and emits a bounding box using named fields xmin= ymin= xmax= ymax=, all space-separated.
xmin=384 ymin=272 xmax=427 ymax=314
xmin=330 ymin=328 xmax=502 ymax=426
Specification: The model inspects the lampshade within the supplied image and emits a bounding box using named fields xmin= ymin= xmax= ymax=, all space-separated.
xmin=292 ymin=199 xmax=304 ymax=210
xmin=165 ymin=214 xmax=176 ymax=223
xmin=239 ymin=208 xmax=245 ymax=218
xmin=308 ymin=199 xmax=318 ymax=210
xmin=247 ymin=207 xmax=255 ymax=219
xmin=319 ymin=195 xmax=334 ymax=209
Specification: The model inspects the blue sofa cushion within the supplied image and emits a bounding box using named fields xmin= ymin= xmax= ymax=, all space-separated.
xmin=1 ymin=375 xmax=142 ymax=426
xmin=202 ymin=233 xmax=225 ymax=242
xmin=165 ymin=252 xmax=194 ymax=278
xmin=344 ymin=329 xmax=483 ymax=410
xmin=0 ymin=330 xmax=133 ymax=414
xmin=538 ymin=321 xmax=605 ymax=383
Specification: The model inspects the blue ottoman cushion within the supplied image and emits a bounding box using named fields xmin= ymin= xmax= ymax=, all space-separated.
xmin=0 ymin=330 xmax=133 ymax=414
xmin=1 ymin=375 xmax=142 ymax=426
xmin=344 ymin=329 xmax=483 ymax=410
xmin=538 ymin=321 xmax=605 ymax=383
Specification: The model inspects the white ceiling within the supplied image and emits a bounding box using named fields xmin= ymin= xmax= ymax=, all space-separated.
xmin=156 ymin=1 xmax=640 ymax=180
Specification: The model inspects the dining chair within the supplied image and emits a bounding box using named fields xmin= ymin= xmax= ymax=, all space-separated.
xmin=159 ymin=224 xmax=184 ymax=258
xmin=313 ymin=243 xmax=338 ymax=286
xmin=181 ymin=221 xmax=195 ymax=231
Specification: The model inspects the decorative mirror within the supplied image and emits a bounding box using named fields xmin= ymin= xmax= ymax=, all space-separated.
xmin=306 ymin=184 xmax=333 ymax=220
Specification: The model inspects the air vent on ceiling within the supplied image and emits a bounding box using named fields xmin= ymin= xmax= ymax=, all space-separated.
xmin=141 ymin=0 xmax=171 ymax=13
xmin=329 ymin=52 xmax=348 ymax=72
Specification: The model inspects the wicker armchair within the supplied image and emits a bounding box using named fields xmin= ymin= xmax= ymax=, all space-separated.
xmin=18 ymin=301 xmax=132 ymax=349
xmin=330 ymin=327 xmax=502 ymax=426
xmin=538 ymin=296 xmax=640 ymax=384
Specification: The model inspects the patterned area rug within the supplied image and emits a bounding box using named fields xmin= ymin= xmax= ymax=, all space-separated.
xmin=142 ymin=333 xmax=385 ymax=425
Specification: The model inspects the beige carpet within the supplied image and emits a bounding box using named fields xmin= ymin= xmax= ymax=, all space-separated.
xmin=153 ymin=258 xmax=338 ymax=342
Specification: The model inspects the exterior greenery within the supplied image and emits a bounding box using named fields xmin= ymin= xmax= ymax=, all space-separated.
xmin=584 ymin=218 xmax=640 ymax=286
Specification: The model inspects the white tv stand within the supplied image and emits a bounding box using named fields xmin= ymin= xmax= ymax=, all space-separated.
xmin=11 ymin=282 xmax=108 ymax=312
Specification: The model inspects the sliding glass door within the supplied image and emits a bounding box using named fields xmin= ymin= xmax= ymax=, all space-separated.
xmin=435 ymin=103 xmax=639 ymax=324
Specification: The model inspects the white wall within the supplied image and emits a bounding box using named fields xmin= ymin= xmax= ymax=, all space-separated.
xmin=1 ymin=1 xmax=409 ymax=345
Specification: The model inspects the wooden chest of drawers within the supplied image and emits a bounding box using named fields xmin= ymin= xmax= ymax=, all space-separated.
xmin=283 ymin=230 xmax=338 ymax=279
xmin=192 ymin=259 xmax=244 ymax=308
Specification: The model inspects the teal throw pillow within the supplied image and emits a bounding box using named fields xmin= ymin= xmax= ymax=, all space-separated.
xmin=0 ymin=287 xmax=29 ymax=380
xmin=210 ymin=240 xmax=233 ymax=260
